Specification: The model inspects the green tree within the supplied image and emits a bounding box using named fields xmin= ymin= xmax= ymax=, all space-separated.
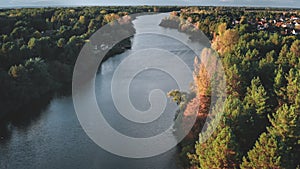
xmin=226 ymin=64 xmax=242 ymax=97
xmin=28 ymin=37 xmax=39 ymax=50
xmin=274 ymin=66 xmax=287 ymax=105
xmin=222 ymin=95 xmax=257 ymax=154
xmin=290 ymin=40 xmax=300 ymax=57
xmin=244 ymin=77 xmax=269 ymax=116
xmin=240 ymin=132 xmax=284 ymax=169
xmin=242 ymin=103 xmax=300 ymax=169
xmin=268 ymin=104 xmax=300 ymax=150
xmin=24 ymin=57 xmax=56 ymax=96
xmin=190 ymin=120 xmax=241 ymax=169
xmin=10 ymin=26 xmax=29 ymax=39
xmin=276 ymin=44 xmax=290 ymax=72
xmin=242 ymin=77 xmax=270 ymax=151
xmin=57 ymin=38 xmax=65 ymax=48
xmin=268 ymin=103 xmax=300 ymax=168
xmin=32 ymin=30 xmax=42 ymax=38
xmin=286 ymin=68 xmax=300 ymax=104
xmin=167 ymin=89 xmax=187 ymax=106
xmin=259 ymin=50 xmax=276 ymax=89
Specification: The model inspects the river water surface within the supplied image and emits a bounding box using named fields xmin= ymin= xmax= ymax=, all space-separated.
xmin=0 ymin=13 xmax=203 ymax=169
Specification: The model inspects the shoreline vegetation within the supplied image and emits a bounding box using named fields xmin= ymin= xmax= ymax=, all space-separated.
xmin=0 ymin=6 xmax=180 ymax=120
xmin=161 ymin=7 xmax=300 ymax=169
xmin=0 ymin=5 xmax=300 ymax=169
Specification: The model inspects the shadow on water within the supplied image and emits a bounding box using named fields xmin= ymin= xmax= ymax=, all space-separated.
xmin=0 ymin=95 xmax=53 ymax=144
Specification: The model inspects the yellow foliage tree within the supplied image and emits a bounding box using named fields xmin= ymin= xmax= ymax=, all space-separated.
xmin=104 ymin=13 xmax=120 ymax=23
xmin=212 ymin=28 xmax=239 ymax=55
xmin=193 ymin=56 xmax=211 ymax=97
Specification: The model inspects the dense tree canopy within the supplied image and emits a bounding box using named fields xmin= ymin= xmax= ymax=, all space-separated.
xmin=161 ymin=6 xmax=300 ymax=169
xmin=0 ymin=6 xmax=181 ymax=117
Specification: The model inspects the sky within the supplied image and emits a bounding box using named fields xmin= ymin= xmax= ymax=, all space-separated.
xmin=0 ymin=0 xmax=299 ymax=8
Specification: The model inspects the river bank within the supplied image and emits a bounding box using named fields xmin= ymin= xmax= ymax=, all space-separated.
xmin=0 ymin=20 xmax=135 ymax=121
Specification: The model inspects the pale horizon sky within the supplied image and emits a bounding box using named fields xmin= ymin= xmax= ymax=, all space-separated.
xmin=0 ymin=0 xmax=300 ymax=8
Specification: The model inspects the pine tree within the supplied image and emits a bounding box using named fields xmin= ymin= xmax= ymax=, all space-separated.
xmin=226 ymin=64 xmax=242 ymax=97
xmin=244 ymin=77 xmax=269 ymax=116
xmin=286 ymin=68 xmax=300 ymax=104
xmin=268 ymin=104 xmax=300 ymax=168
xmin=276 ymin=44 xmax=290 ymax=72
xmin=268 ymin=104 xmax=299 ymax=145
xmin=290 ymin=39 xmax=300 ymax=57
xmin=287 ymin=51 xmax=298 ymax=67
xmin=191 ymin=119 xmax=241 ymax=169
xmin=243 ymin=77 xmax=270 ymax=152
xmin=274 ymin=66 xmax=287 ymax=106
xmin=242 ymin=103 xmax=300 ymax=169
xmin=222 ymin=95 xmax=251 ymax=154
xmin=240 ymin=132 xmax=284 ymax=169
xmin=223 ymin=95 xmax=245 ymax=130
xmin=259 ymin=50 xmax=276 ymax=89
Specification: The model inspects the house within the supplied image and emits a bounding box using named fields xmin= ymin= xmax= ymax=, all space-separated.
xmin=276 ymin=21 xmax=284 ymax=27
xmin=291 ymin=16 xmax=299 ymax=20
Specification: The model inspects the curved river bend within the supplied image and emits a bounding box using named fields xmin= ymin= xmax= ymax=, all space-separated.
xmin=0 ymin=13 xmax=203 ymax=169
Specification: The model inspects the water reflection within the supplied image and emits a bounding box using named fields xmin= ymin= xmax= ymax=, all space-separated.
xmin=0 ymin=97 xmax=51 ymax=143
xmin=0 ymin=122 xmax=11 ymax=143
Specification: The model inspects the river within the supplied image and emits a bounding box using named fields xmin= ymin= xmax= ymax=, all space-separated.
xmin=0 ymin=13 xmax=202 ymax=169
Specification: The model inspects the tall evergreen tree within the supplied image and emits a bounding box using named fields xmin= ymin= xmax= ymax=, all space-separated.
xmin=226 ymin=64 xmax=242 ymax=97
xmin=242 ymin=103 xmax=300 ymax=169
xmin=276 ymin=44 xmax=290 ymax=72
xmin=259 ymin=50 xmax=276 ymax=89
xmin=286 ymin=68 xmax=300 ymax=104
xmin=243 ymin=77 xmax=270 ymax=151
xmin=244 ymin=77 xmax=269 ymax=116
xmin=268 ymin=104 xmax=300 ymax=168
xmin=222 ymin=95 xmax=251 ymax=154
xmin=290 ymin=40 xmax=300 ymax=57
xmin=274 ymin=66 xmax=287 ymax=106
xmin=190 ymin=119 xmax=241 ymax=169
xmin=240 ymin=132 xmax=285 ymax=169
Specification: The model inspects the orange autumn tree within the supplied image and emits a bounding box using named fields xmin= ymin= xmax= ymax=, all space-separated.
xmin=193 ymin=56 xmax=211 ymax=97
xmin=188 ymin=49 xmax=241 ymax=169
xmin=174 ymin=50 xmax=215 ymax=167
xmin=178 ymin=54 xmax=212 ymax=140
xmin=193 ymin=48 xmax=217 ymax=115
xmin=182 ymin=48 xmax=219 ymax=133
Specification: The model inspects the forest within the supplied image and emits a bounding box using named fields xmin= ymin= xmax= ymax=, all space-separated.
xmin=0 ymin=5 xmax=299 ymax=169
xmin=0 ymin=6 xmax=180 ymax=119
xmin=163 ymin=7 xmax=300 ymax=169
